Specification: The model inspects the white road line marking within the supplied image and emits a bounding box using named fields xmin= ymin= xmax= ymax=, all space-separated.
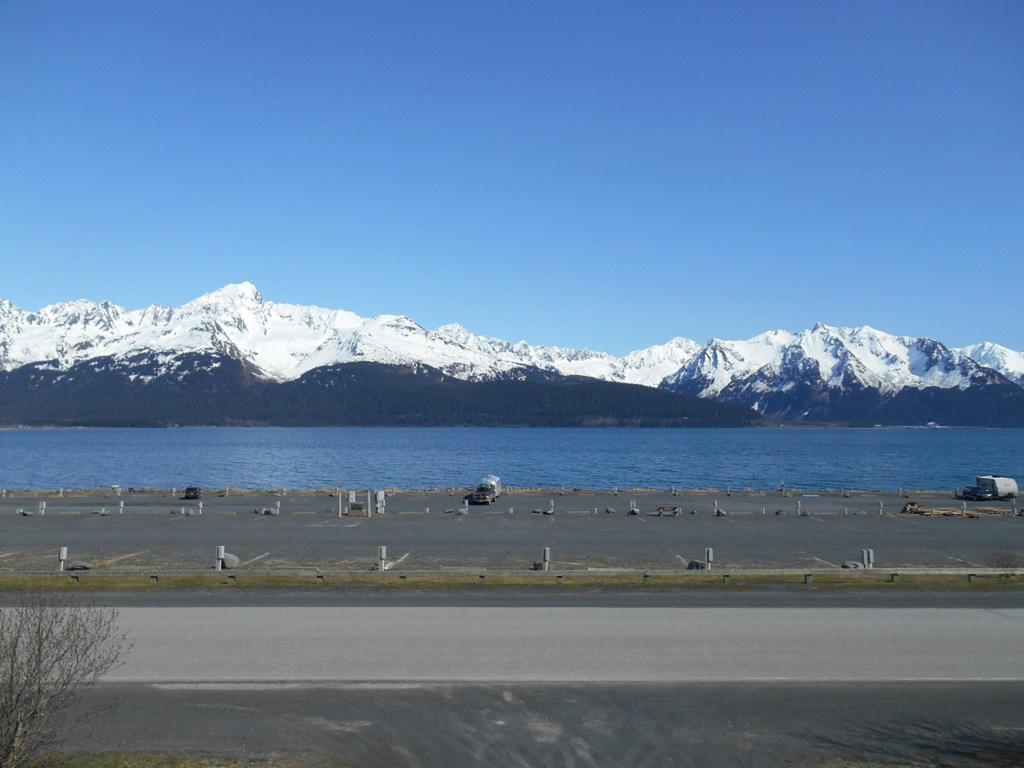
xmin=241 ymin=552 xmax=271 ymax=566
xmin=104 ymin=550 xmax=147 ymax=564
xmin=341 ymin=522 xmax=363 ymax=528
xmin=384 ymin=552 xmax=411 ymax=570
xmin=0 ymin=551 xmax=22 ymax=559
xmin=152 ymin=677 xmax=1024 ymax=690
xmin=797 ymin=551 xmax=839 ymax=568
xmin=154 ymin=682 xmax=430 ymax=691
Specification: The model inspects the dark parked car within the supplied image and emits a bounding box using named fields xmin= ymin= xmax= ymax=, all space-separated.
xmin=958 ymin=486 xmax=993 ymax=501
xmin=183 ymin=486 xmax=202 ymax=500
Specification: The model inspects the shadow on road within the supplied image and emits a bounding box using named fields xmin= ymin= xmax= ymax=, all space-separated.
xmin=811 ymin=721 xmax=1024 ymax=768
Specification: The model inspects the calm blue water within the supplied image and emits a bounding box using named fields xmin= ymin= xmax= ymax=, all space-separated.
xmin=0 ymin=427 xmax=1021 ymax=491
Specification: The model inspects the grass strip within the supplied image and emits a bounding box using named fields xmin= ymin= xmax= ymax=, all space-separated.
xmin=0 ymin=571 xmax=1019 ymax=592
xmin=35 ymin=754 xmax=322 ymax=768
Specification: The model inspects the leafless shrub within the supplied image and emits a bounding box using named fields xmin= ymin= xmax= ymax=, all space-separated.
xmin=0 ymin=591 xmax=128 ymax=768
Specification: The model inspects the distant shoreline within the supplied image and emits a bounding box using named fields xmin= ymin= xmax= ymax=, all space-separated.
xmin=0 ymin=423 xmax=1011 ymax=430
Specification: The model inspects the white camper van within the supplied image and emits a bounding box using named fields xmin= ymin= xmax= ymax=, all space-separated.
xmin=961 ymin=475 xmax=1018 ymax=500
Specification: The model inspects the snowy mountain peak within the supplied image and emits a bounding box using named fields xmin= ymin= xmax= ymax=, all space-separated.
xmin=0 ymin=285 xmax=1021 ymax=408
xmin=664 ymin=323 xmax=1011 ymax=413
xmin=958 ymin=342 xmax=1024 ymax=386
xmin=0 ymin=284 xmax=699 ymax=385
xmin=186 ymin=281 xmax=264 ymax=308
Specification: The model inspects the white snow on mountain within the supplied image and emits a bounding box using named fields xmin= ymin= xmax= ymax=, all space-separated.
xmin=0 ymin=284 xmax=1020 ymax=398
xmin=957 ymin=342 xmax=1024 ymax=387
xmin=667 ymin=330 xmax=797 ymax=398
xmin=662 ymin=323 xmax=1016 ymax=402
xmin=617 ymin=338 xmax=703 ymax=387
xmin=0 ymin=283 xmax=699 ymax=385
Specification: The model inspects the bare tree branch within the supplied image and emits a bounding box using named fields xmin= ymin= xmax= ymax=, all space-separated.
xmin=0 ymin=591 xmax=129 ymax=768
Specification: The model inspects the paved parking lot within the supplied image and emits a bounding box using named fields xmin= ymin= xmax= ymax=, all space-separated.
xmin=0 ymin=488 xmax=1020 ymax=571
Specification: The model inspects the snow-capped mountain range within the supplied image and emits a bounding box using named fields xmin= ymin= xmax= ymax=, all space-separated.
xmin=1 ymin=282 xmax=1022 ymax=421
xmin=0 ymin=282 xmax=701 ymax=385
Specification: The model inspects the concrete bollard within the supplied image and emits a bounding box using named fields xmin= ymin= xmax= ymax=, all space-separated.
xmin=58 ymin=546 xmax=67 ymax=572
xmin=796 ymin=500 xmax=802 ymax=516
xmin=275 ymin=500 xmax=281 ymax=515
xmin=713 ymin=500 xmax=719 ymax=515
xmin=197 ymin=501 xmax=203 ymax=515
xmin=38 ymin=501 xmax=46 ymax=516
xmin=509 ymin=506 xmax=514 ymax=515
xmin=379 ymin=545 xmax=388 ymax=571
xmin=962 ymin=501 xmax=968 ymax=514
xmin=426 ymin=506 xmax=430 ymax=514
xmin=59 ymin=488 xmax=64 ymax=497
xmin=705 ymin=547 xmax=714 ymax=571
xmin=542 ymin=546 xmax=551 ymax=572
xmin=338 ymin=489 xmax=343 ymax=518
xmin=119 ymin=500 xmax=124 ymax=515
xmin=761 ymin=506 xmax=766 ymax=515
xmin=1013 ymin=499 xmax=1018 ymax=515
xmin=879 ymin=501 xmax=884 ymax=516
xmin=216 ymin=545 xmax=225 ymax=571
xmin=844 ymin=507 xmax=848 ymax=516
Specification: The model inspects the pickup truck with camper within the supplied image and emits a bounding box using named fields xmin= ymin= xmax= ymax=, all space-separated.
xmin=470 ymin=475 xmax=502 ymax=505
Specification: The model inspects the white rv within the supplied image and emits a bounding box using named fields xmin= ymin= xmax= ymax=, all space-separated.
xmin=975 ymin=475 xmax=1018 ymax=499
xmin=961 ymin=475 xmax=1018 ymax=500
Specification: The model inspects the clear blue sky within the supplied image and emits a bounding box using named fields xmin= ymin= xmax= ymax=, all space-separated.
xmin=2 ymin=0 xmax=1022 ymax=352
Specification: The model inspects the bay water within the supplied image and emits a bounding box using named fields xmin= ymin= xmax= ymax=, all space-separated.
xmin=0 ymin=426 xmax=1021 ymax=491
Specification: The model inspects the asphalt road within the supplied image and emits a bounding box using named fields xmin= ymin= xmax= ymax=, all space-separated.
xmin=107 ymin=606 xmax=1024 ymax=683
xmin=49 ymin=601 xmax=1024 ymax=766
xmin=2 ymin=488 xmax=1021 ymax=570
xmin=63 ymin=681 xmax=1024 ymax=768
